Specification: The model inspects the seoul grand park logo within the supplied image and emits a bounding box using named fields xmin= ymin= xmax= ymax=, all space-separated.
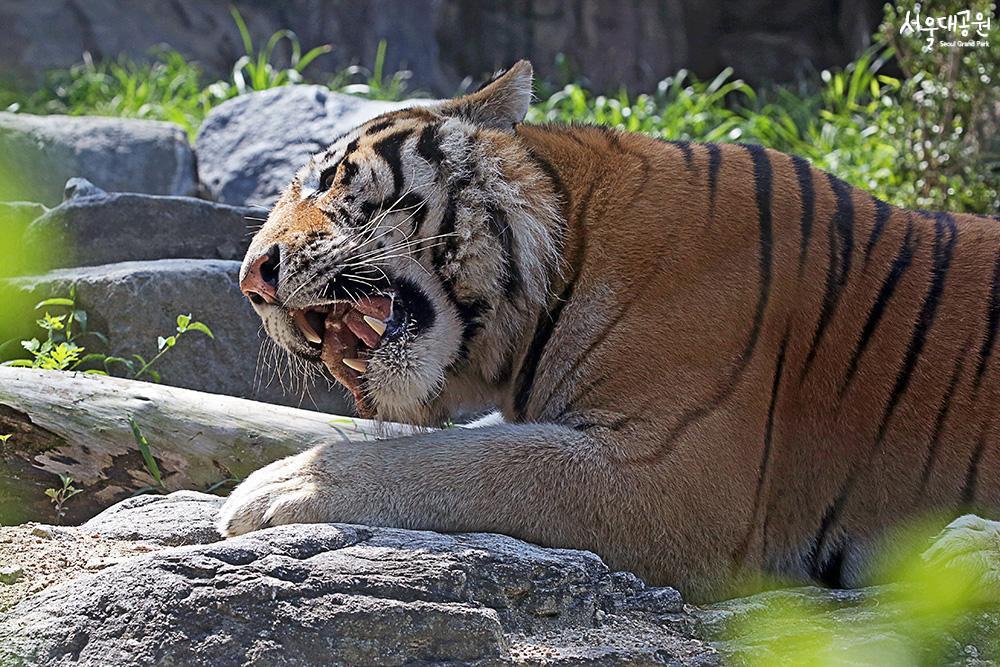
xmin=899 ymin=6 xmax=993 ymax=50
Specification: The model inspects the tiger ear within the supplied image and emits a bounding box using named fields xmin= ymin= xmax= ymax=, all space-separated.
xmin=436 ymin=60 xmax=533 ymax=131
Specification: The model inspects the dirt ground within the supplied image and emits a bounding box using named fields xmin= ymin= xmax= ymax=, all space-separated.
xmin=0 ymin=523 xmax=163 ymax=612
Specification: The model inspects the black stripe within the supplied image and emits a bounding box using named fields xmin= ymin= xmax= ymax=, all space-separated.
xmin=838 ymin=221 xmax=916 ymax=399
xmin=339 ymin=159 xmax=359 ymax=187
xmin=818 ymin=211 xmax=958 ymax=558
xmin=395 ymin=192 xmax=427 ymax=235
xmin=875 ymin=212 xmax=957 ymax=444
xmin=706 ymin=143 xmax=722 ymax=212
xmin=791 ymin=156 xmax=815 ymax=277
xmin=645 ymin=144 xmax=773 ymax=460
xmin=372 ymin=130 xmax=412 ymax=197
xmin=739 ymin=329 xmax=790 ymax=562
xmin=514 ymin=279 xmax=577 ymax=417
xmin=667 ymin=140 xmax=694 ymax=170
xmin=485 ymin=202 xmax=520 ymax=294
xmin=974 ymin=250 xmax=1000 ymax=391
xmin=920 ymin=338 xmax=971 ymax=490
xmin=741 ymin=144 xmax=774 ymax=362
xmin=365 ymin=119 xmax=395 ymax=135
xmin=808 ymin=501 xmax=846 ymax=587
xmin=416 ymin=123 xmax=446 ymax=165
xmin=800 ymin=173 xmax=855 ymax=382
xmin=961 ymin=431 xmax=989 ymax=509
xmin=431 ymin=191 xmax=488 ymax=358
xmin=863 ymin=198 xmax=893 ymax=269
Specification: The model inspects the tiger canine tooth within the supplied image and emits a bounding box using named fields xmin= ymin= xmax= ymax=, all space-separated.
xmin=363 ymin=315 xmax=387 ymax=336
xmin=291 ymin=310 xmax=323 ymax=344
xmin=343 ymin=358 xmax=368 ymax=373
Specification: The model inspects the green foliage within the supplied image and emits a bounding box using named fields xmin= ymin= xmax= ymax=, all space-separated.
xmin=128 ymin=417 xmax=165 ymax=494
xmin=44 ymin=473 xmax=83 ymax=522
xmin=0 ymin=434 xmax=12 ymax=445
xmin=0 ymin=293 xmax=214 ymax=383
xmin=2 ymin=289 xmax=108 ymax=373
xmin=0 ymin=50 xmax=230 ymax=139
xmin=881 ymin=0 xmax=1000 ymax=211
xmin=331 ymin=39 xmax=415 ymax=100
xmin=721 ymin=518 xmax=999 ymax=665
xmin=228 ymin=6 xmax=332 ymax=94
xmin=529 ymin=30 xmax=998 ymax=214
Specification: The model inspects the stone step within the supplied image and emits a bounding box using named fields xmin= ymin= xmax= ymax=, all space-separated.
xmin=25 ymin=188 xmax=258 ymax=269
xmin=0 ymin=112 xmax=197 ymax=207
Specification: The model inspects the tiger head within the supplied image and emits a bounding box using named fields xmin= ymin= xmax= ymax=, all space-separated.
xmin=239 ymin=61 xmax=562 ymax=425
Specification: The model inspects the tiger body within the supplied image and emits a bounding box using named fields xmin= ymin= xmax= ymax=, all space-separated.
xmin=220 ymin=61 xmax=1000 ymax=601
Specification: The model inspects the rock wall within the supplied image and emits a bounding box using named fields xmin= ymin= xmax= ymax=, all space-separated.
xmin=0 ymin=0 xmax=886 ymax=94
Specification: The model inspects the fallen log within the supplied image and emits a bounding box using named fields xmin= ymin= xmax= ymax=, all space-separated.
xmin=0 ymin=367 xmax=419 ymax=525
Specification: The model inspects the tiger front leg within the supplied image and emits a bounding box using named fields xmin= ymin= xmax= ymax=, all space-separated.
xmin=217 ymin=422 xmax=619 ymax=550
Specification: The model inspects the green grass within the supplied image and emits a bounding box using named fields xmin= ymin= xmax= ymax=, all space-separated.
xmin=0 ymin=4 xmax=996 ymax=213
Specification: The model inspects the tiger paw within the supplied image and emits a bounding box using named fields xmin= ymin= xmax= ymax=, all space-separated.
xmin=217 ymin=450 xmax=335 ymax=537
xmin=922 ymin=514 xmax=1000 ymax=604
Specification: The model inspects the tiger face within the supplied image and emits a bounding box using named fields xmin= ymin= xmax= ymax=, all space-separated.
xmin=240 ymin=62 xmax=561 ymax=425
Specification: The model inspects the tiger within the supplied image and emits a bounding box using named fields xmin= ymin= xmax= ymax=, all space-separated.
xmin=218 ymin=60 xmax=1000 ymax=602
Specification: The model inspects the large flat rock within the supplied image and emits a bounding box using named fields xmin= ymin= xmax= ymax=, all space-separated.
xmin=195 ymin=86 xmax=417 ymax=206
xmin=4 ymin=259 xmax=349 ymax=414
xmin=24 ymin=192 xmax=257 ymax=269
xmin=0 ymin=113 xmax=197 ymax=207
xmin=0 ymin=492 xmax=716 ymax=666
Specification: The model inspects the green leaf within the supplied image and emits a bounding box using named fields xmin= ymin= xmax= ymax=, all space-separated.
xmin=145 ymin=369 xmax=162 ymax=383
xmin=0 ymin=434 xmax=12 ymax=445
xmin=4 ymin=359 xmax=35 ymax=368
xmin=176 ymin=313 xmax=191 ymax=330
xmin=128 ymin=417 xmax=163 ymax=488
xmin=34 ymin=297 xmax=74 ymax=309
xmin=185 ymin=322 xmax=214 ymax=339
xmin=156 ymin=335 xmax=176 ymax=351
xmin=44 ymin=488 xmax=58 ymax=500
xmin=72 ymin=309 xmax=88 ymax=331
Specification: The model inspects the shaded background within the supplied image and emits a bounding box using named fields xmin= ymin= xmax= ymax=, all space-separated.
xmin=0 ymin=0 xmax=885 ymax=94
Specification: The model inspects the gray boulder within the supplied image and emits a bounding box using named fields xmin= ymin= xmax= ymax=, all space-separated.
xmin=0 ymin=491 xmax=716 ymax=666
xmin=195 ymin=86 xmax=418 ymax=206
xmin=82 ymin=491 xmax=225 ymax=547
xmin=25 ymin=190 xmax=257 ymax=269
xmin=0 ymin=112 xmax=197 ymax=206
xmin=4 ymin=259 xmax=350 ymax=414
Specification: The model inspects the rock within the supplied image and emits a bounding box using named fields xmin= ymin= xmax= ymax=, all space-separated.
xmin=0 ymin=566 xmax=22 ymax=585
xmin=195 ymin=86 xmax=417 ymax=206
xmin=24 ymin=191 xmax=257 ymax=269
xmin=62 ymin=177 xmax=107 ymax=201
xmin=82 ymin=491 xmax=224 ymax=546
xmin=0 ymin=0 xmax=882 ymax=94
xmin=0 ymin=112 xmax=197 ymax=206
xmin=3 ymin=259 xmax=350 ymax=414
xmin=0 ymin=491 xmax=717 ymax=666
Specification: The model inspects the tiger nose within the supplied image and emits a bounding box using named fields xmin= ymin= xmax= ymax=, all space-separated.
xmin=240 ymin=245 xmax=280 ymax=305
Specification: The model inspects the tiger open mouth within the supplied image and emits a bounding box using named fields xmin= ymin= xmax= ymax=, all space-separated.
xmin=288 ymin=291 xmax=403 ymax=417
